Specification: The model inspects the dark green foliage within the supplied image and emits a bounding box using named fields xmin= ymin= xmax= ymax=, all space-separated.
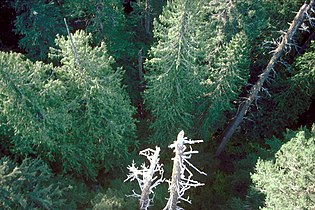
xmin=11 ymin=0 xmax=64 ymax=60
xmin=233 ymin=0 xmax=269 ymax=41
xmin=145 ymin=0 xmax=247 ymax=144
xmin=61 ymin=0 xmax=135 ymax=60
xmin=234 ymin=0 xmax=301 ymax=41
xmin=49 ymin=30 xmax=137 ymax=175
xmin=224 ymin=186 xmax=265 ymax=210
xmin=197 ymin=32 xmax=250 ymax=138
xmin=235 ymin=0 xmax=312 ymax=139
xmin=0 ymin=157 xmax=69 ymax=209
xmin=59 ymin=0 xmax=150 ymax=107
xmin=0 ymin=0 xmax=314 ymax=209
xmin=0 ymin=52 xmax=50 ymax=156
xmin=91 ymin=168 xmax=170 ymax=209
xmin=59 ymin=176 xmax=98 ymax=209
xmin=0 ymin=30 xmax=137 ymax=179
xmin=251 ymin=126 xmax=315 ymax=209
xmin=248 ymin=41 xmax=315 ymax=138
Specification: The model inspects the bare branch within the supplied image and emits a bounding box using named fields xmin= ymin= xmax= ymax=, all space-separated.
xmin=164 ymin=130 xmax=206 ymax=210
xmin=125 ymin=147 xmax=164 ymax=210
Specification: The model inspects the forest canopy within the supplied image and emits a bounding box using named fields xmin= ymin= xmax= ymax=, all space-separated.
xmin=0 ymin=0 xmax=314 ymax=209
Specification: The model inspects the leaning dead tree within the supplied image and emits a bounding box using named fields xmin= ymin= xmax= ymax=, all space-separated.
xmin=144 ymin=0 xmax=152 ymax=35
xmin=216 ymin=0 xmax=315 ymax=156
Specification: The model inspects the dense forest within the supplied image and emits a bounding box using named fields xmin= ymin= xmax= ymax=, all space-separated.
xmin=0 ymin=0 xmax=314 ymax=209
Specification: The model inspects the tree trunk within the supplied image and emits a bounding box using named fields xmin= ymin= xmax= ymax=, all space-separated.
xmin=144 ymin=0 xmax=151 ymax=35
xmin=163 ymin=131 xmax=184 ymax=210
xmin=215 ymin=1 xmax=314 ymax=156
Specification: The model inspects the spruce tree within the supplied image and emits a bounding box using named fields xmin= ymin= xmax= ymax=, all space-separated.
xmin=61 ymin=0 xmax=135 ymax=61
xmin=251 ymin=126 xmax=315 ymax=209
xmin=49 ymin=30 xmax=137 ymax=175
xmin=0 ymin=30 xmax=137 ymax=179
xmin=11 ymin=0 xmax=64 ymax=60
xmin=196 ymin=31 xmax=250 ymax=138
xmin=144 ymin=0 xmax=203 ymax=145
xmin=0 ymin=157 xmax=69 ymax=209
xmin=251 ymin=40 xmax=315 ymax=138
xmin=184 ymin=0 xmax=251 ymax=139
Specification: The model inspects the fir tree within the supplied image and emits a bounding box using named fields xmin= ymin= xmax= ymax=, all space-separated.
xmin=49 ymin=30 xmax=138 ymax=176
xmin=0 ymin=157 xmax=69 ymax=209
xmin=61 ymin=0 xmax=135 ymax=61
xmin=251 ymin=40 xmax=315 ymax=138
xmin=196 ymin=31 xmax=250 ymax=138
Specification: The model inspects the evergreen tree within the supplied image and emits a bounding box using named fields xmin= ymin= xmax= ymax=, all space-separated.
xmin=11 ymin=0 xmax=64 ymax=60
xmin=49 ymin=30 xmax=137 ymax=175
xmin=0 ymin=30 xmax=137 ymax=179
xmin=60 ymin=0 xmax=135 ymax=61
xmin=144 ymin=0 xmax=203 ymax=145
xmin=145 ymin=0 xmax=251 ymax=143
xmin=60 ymin=0 xmax=150 ymax=107
xmin=196 ymin=31 xmax=250 ymax=138
xmin=251 ymin=126 xmax=315 ymax=209
xmin=248 ymin=40 xmax=315 ymax=138
xmin=233 ymin=0 xmax=311 ymax=139
xmin=0 ymin=157 xmax=70 ymax=209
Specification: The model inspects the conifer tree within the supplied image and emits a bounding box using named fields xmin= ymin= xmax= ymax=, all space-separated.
xmin=196 ymin=31 xmax=250 ymax=138
xmin=251 ymin=39 xmax=315 ymax=137
xmin=0 ymin=30 xmax=137 ymax=178
xmin=0 ymin=157 xmax=69 ymax=209
xmin=49 ymin=30 xmax=137 ymax=175
xmin=144 ymin=0 xmax=203 ymax=145
xmin=216 ymin=1 xmax=314 ymax=154
xmin=251 ymin=126 xmax=315 ymax=210
xmin=11 ymin=0 xmax=64 ymax=60
xmin=61 ymin=0 xmax=135 ymax=61
xmin=173 ymin=0 xmax=251 ymax=139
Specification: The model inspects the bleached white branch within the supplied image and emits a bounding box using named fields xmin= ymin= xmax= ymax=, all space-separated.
xmin=125 ymin=146 xmax=164 ymax=210
xmin=164 ymin=130 xmax=207 ymax=210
